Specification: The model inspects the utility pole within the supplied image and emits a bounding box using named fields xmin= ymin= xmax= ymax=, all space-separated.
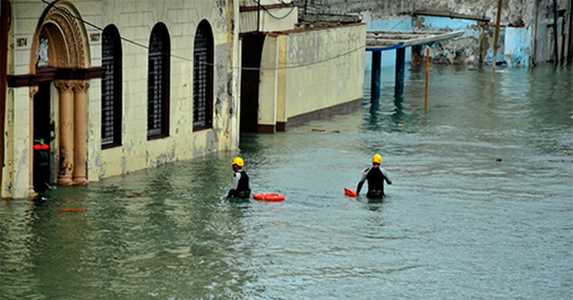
xmin=569 ymin=0 xmax=573 ymax=63
xmin=492 ymin=0 xmax=502 ymax=80
xmin=552 ymin=0 xmax=559 ymax=64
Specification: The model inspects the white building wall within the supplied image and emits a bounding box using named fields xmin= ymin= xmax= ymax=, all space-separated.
xmin=258 ymin=23 xmax=366 ymax=129
xmin=3 ymin=0 xmax=241 ymax=198
xmin=284 ymin=24 xmax=366 ymax=119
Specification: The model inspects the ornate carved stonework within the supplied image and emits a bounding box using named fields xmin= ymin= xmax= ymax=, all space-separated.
xmin=46 ymin=5 xmax=86 ymax=68
xmin=29 ymin=86 xmax=39 ymax=99
xmin=72 ymin=80 xmax=90 ymax=93
xmin=54 ymin=80 xmax=73 ymax=93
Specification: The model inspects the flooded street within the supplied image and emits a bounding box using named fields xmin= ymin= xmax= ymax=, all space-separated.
xmin=1 ymin=64 xmax=572 ymax=299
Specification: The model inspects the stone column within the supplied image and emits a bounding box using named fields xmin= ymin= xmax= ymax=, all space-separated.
xmin=54 ymin=80 xmax=73 ymax=185
xmin=72 ymin=80 xmax=89 ymax=185
xmin=28 ymin=86 xmax=39 ymax=198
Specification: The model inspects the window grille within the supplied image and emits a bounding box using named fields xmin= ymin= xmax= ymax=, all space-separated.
xmin=101 ymin=25 xmax=122 ymax=148
xmin=147 ymin=24 xmax=170 ymax=138
xmin=193 ymin=21 xmax=213 ymax=130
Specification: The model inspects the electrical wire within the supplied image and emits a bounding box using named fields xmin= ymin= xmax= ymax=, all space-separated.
xmin=250 ymin=0 xmax=297 ymax=20
xmin=39 ymin=0 xmax=365 ymax=71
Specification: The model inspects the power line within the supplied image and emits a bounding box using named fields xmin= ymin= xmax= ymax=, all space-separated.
xmin=251 ymin=0 xmax=297 ymax=20
xmin=39 ymin=0 xmax=366 ymax=71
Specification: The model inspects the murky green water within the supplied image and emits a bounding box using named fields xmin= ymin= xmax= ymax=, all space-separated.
xmin=1 ymin=65 xmax=572 ymax=299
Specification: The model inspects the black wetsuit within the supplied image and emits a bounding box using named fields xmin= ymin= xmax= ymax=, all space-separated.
xmin=356 ymin=166 xmax=392 ymax=198
xmin=227 ymin=170 xmax=251 ymax=198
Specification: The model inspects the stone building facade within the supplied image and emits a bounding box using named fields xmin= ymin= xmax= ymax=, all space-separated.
xmin=1 ymin=0 xmax=367 ymax=199
xmin=1 ymin=0 xmax=241 ymax=198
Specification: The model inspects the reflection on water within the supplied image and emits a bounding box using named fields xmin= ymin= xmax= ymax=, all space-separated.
xmin=1 ymin=65 xmax=572 ymax=299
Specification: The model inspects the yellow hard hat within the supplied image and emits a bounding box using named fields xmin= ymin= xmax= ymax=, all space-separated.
xmin=372 ymin=154 xmax=382 ymax=164
xmin=232 ymin=157 xmax=244 ymax=167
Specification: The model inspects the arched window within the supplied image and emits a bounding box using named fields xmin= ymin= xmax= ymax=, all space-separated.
xmin=147 ymin=23 xmax=170 ymax=138
xmin=101 ymin=25 xmax=122 ymax=148
xmin=193 ymin=20 xmax=214 ymax=131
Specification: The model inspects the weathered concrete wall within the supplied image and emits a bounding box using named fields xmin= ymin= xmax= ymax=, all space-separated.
xmin=3 ymin=0 xmax=240 ymax=198
xmin=297 ymin=0 xmax=411 ymax=19
xmin=413 ymin=0 xmax=535 ymax=26
xmin=283 ymin=24 xmax=365 ymax=120
xmin=297 ymin=0 xmax=534 ymax=26
xmin=90 ymin=0 xmax=240 ymax=180
xmin=258 ymin=23 xmax=366 ymax=128
xmin=258 ymin=35 xmax=280 ymax=128
xmin=298 ymin=0 xmax=545 ymax=66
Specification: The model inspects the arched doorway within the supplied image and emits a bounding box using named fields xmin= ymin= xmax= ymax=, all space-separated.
xmin=27 ymin=1 xmax=94 ymax=196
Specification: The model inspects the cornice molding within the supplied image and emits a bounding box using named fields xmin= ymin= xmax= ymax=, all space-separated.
xmin=7 ymin=66 xmax=107 ymax=87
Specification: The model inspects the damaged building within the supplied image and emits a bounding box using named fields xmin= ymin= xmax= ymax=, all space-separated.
xmin=299 ymin=0 xmax=572 ymax=67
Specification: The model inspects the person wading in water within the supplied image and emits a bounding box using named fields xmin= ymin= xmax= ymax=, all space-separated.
xmin=356 ymin=154 xmax=392 ymax=199
xmin=227 ymin=157 xmax=251 ymax=199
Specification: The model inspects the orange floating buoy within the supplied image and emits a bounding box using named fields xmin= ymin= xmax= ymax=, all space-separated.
xmin=344 ymin=187 xmax=357 ymax=197
xmin=59 ymin=208 xmax=87 ymax=213
xmin=253 ymin=192 xmax=285 ymax=201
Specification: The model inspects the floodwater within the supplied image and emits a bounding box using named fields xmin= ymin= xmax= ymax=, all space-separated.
xmin=1 ymin=64 xmax=572 ymax=299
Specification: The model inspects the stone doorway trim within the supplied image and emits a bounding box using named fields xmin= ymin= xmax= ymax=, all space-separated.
xmin=6 ymin=1 xmax=105 ymax=197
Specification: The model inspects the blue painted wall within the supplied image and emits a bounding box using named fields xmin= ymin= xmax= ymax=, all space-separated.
xmin=366 ymin=15 xmax=531 ymax=68
xmin=503 ymin=27 xmax=531 ymax=67
xmin=416 ymin=15 xmax=481 ymax=64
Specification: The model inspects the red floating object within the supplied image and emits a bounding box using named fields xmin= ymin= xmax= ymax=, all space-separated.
xmin=253 ymin=192 xmax=285 ymax=201
xmin=59 ymin=208 xmax=87 ymax=213
xmin=344 ymin=187 xmax=357 ymax=197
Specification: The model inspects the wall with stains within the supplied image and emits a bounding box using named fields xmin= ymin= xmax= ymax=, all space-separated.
xmin=414 ymin=16 xmax=484 ymax=65
xmin=257 ymin=23 xmax=366 ymax=130
xmin=3 ymin=0 xmax=240 ymax=198
xmin=298 ymin=0 xmax=549 ymax=66
xmin=282 ymin=24 xmax=365 ymax=119
xmin=86 ymin=0 xmax=240 ymax=181
xmin=299 ymin=0 xmax=534 ymax=26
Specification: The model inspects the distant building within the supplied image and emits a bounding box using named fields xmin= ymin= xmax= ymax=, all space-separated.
xmin=301 ymin=0 xmax=572 ymax=67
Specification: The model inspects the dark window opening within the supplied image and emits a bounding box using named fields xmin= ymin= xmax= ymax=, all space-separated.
xmin=147 ymin=23 xmax=170 ymax=139
xmin=193 ymin=20 xmax=214 ymax=131
xmin=101 ymin=25 xmax=122 ymax=148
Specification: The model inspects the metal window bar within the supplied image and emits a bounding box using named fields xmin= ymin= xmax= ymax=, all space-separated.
xmin=148 ymin=30 xmax=163 ymax=136
xmin=193 ymin=28 xmax=208 ymax=128
xmin=101 ymin=30 xmax=116 ymax=145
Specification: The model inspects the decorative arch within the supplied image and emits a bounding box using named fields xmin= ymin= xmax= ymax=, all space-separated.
xmin=29 ymin=0 xmax=90 ymax=72
xmin=5 ymin=0 xmax=106 ymax=198
xmin=17 ymin=0 xmax=102 ymax=196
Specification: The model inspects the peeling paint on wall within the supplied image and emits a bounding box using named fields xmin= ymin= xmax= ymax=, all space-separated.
xmin=3 ymin=0 xmax=240 ymax=199
xmin=504 ymin=27 xmax=531 ymax=67
xmin=414 ymin=16 xmax=483 ymax=65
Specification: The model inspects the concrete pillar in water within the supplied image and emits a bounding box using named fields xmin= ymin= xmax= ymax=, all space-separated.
xmin=394 ymin=48 xmax=405 ymax=102
xmin=370 ymin=51 xmax=381 ymax=106
xmin=72 ymin=81 xmax=90 ymax=185
xmin=55 ymin=80 xmax=73 ymax=185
